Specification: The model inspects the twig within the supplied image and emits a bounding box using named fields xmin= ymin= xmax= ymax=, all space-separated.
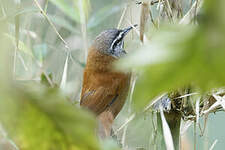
xmin=33 ymin=0 xmax=69 ymax=50
xmin=179 ymin=0 xmax=203 ymax=25
xmin=174 ymin=93 xmax=199 ymax=99
xmin=115 ymin=93 xmax=166 ymax=134
xmin=194 ymin=121 xmax=197 ymax=150
xmin=77 ymin=0 xmax=88 ymax=61
xmin=121 ymin=75 xmax=137 ymax=148
xmin=194 ymin=0 xmax=199 ymax=23
xmin=117 ymin=4 xmax=128 ymax=29
xmin=164 ymin=0 xmax=173 ymax=22
xmin=18 ymin=52 xmax=28 ymax=71
xmin=151 ymin=0 xmax=159 ymax=5
xmin=149 ymin=7 xmax=157 ymax=28
xmin=44 ymin=0 xmax=49 ymax=12
xmin=13 ymin=48 xmax=17 ymax=76
xmin=136 ymin=0 xmax=159 ymax=6
xmin=114 ymin=113 xmax=136 ymax=135
xmin=201 ymin=114 xmax=208 ymax=136
xmin=126 ymin=19 xmax=149 ymax=43
xmin=209 ymin=139 xmax=218 ymax=150
xmin=43 ymin=71 xmax=54 ymax=88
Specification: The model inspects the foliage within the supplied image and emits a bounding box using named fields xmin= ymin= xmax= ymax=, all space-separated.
xmin=0 ymin=0 xmax=122 ymax=149
xmin=1 ymin=0 xmax=225 ymax=149
xmin=118 ymin=0 xmax=225 ymax=110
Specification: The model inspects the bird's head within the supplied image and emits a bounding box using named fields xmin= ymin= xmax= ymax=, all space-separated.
xmin=92 ymin=25 xmax=137 ymax=59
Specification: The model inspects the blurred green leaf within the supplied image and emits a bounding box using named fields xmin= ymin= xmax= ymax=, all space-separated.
xmin=0 ymin=83 xmax=100 ymax=150
xmin=117 ymin=0 xmax=225 ymax=110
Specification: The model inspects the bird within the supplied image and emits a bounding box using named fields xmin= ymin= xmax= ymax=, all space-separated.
xmin=80 ymin=25 xmax=136 ymax=138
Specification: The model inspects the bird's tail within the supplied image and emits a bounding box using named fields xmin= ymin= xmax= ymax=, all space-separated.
xmin=97 ymin=110 xmax=114 ymax=138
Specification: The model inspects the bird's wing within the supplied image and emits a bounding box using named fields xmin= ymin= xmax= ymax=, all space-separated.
xmin=80 ymin=87 xmax=118 ymax=115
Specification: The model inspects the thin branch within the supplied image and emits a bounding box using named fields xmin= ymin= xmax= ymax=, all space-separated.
xmin=77 ymin=0 xmax=88 ymax=61
xmin=194 ymin=0 xmax=199 ymax=23
xmin=151 ymin=0 xmax=159 ymax=5
xmin=43 ymin=71 xmax=54 ymax=88
xmin=18 ymin=52 xmax=28 ymax=71
xmin=44 ymin=0 xmax=49 ymax=13
xmin=179 ymin=0 xmax=203 ymax=25
xmin=194 ymin=121 xmax=197 ymax=150
xmin=209 ymin=139 xmax=218 ymax=150
xmin=164 ymin=0 xmax=173 ymax=22
xmin=121 ymin=75 xmax=137 ymax=148
xmin=149 ymin=7 xmax=157 ymax=28
xmin=114 ymin=113 xmax=136 ymax=135
xmin=33 ymin=0 xmax=69 ymax=50
xmin=126 ymin=19 xmax=149 ymax=43
xmin=117 ymin=4 xmax=128 ymax=29
xmin=174 ymin=93 xmax=199 ymax=99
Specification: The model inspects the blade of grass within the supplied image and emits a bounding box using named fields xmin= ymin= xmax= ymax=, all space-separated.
xmin=76 ymin=0 xmax=89 ymax=61
xmin=140 ymin=2 xmax=150 ymax=42
xmin=60 ymin=52 xmax=69 ymax=89
xmin=159 ymin=106 xmax=174 ymax=150
xmin=33 ymin=0 xmax=69 ymax=50
xmin=195 ymin=98 xmax=200 ymax=125
xmin=121 ymin=75 xmax=137 ymax=148
xmin=212 ymin=94 xmax=225 ymax=110
xmin=13 ymin=1 xmax=20 ymax=77
xmin=44 ymin=0 xmax=49 ymax=12
xmin=209 ymin=139 xmax=218 ymax=150
xmin=117 ymin=4 xmax=128 ymax=29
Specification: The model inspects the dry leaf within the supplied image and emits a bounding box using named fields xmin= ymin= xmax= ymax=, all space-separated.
xmin=140 ymin=2 xmax=150 ymax=42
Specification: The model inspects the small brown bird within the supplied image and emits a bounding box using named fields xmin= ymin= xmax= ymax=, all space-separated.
xmin=80 ymin=26 xmax=135 ymax=138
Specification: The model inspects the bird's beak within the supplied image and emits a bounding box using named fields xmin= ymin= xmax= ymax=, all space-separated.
xmin=120 ymin=24 xmax=137 ymax=55
xmin=121 ymin=24 xmax=138 ymax=36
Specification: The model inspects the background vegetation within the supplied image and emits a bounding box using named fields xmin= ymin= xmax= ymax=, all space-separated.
xmin=0 ymin=0 xmax=225 ymax=150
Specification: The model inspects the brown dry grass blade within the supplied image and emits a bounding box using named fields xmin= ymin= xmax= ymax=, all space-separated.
xmin=140 ymin=2 xmax=149 ymax=42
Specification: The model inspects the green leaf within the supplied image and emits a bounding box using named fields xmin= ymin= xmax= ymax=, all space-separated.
xmin=0 ymin=83 xmax=100 ymax=150
xmin=117 ymin=0 xmax=225 ymax=110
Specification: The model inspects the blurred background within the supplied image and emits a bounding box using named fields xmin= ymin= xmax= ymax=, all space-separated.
xmin=0 ymin=0 xmax=225 ymax=150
